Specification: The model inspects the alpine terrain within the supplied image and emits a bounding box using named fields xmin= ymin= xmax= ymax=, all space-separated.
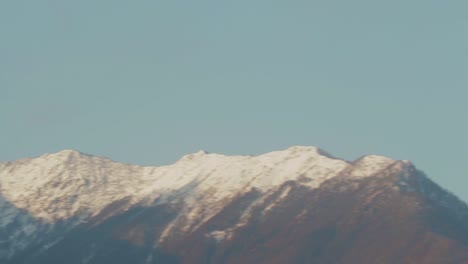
xmin=1 ymin=146 xmax=467 ymax=264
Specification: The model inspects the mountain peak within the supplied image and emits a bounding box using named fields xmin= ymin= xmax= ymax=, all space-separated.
xmin=177 ymin=149 xmax=213 ymax=162
xmin=286 ymin=145 xmax=321 ymax=152
xmin=42 ymin=149 xmax=87 ymax=158
xmin=194 ymin=150 xmax=209 ymax=155
xmin=283 ymin=145 xmax=323 ymax=156
xmin=355 ymin=154 xmax=395 ymax=164
xmin=55 ymin=149 xmax=83 ymax=156
xmin=348 ymin=154 xmax=397 ymax=178
xmin=33 ymin=149 xmax=99 ymax=168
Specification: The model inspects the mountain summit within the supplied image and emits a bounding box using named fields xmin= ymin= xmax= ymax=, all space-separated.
xmin=1 ymin=147 xmax=467 ymax=264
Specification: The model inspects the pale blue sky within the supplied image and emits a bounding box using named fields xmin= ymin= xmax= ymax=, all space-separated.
xmin=1 ymin=1 xmax=467 ymax=201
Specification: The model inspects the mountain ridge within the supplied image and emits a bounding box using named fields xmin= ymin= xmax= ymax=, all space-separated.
xmin=1 ymin=146 xmax=467 ymax=263
xmin=2 ymin=146 xmax=397 ymax=166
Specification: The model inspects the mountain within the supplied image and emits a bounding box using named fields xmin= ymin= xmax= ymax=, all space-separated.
xmin=1 ymin=146 xmax=467 ymax=264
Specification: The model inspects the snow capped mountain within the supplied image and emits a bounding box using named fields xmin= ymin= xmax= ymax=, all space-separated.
xmin=0 ymin=147 xmax=395 ymax=224
xmin=0 ymin=147 xmax=387 ymax=222
xmin=1 ymin=147 xmax=467 ymax=264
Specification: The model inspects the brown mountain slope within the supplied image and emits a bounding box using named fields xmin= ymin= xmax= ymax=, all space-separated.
xmin=162 ymin=162 xmax=468 ymax=264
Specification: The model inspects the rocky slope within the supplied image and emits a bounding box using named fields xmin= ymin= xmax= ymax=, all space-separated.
xmin=1 ymin=147 xmax=467 ymax=263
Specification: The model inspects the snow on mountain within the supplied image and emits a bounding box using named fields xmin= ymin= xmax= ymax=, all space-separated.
xmin=0 ymin=146 xmax=412 ymax=260
xmin=0 ymin=147 xmax=399 ymax=222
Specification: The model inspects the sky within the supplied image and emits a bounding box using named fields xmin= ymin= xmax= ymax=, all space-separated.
xmin=1 ymin=1 xmax=467 ymax=201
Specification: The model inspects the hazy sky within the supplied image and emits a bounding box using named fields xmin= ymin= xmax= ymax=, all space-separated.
xmin=1 ymin=1 xmax=467 ymax=201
